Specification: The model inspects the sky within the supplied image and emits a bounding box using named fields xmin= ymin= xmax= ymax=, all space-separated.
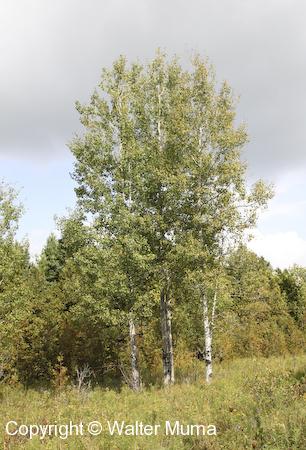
xmin=0 ymin=0 xmax=305 ymax=268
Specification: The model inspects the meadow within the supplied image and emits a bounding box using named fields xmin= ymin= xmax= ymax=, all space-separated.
xmin=1 ymin=354 xmax=305 ymax=449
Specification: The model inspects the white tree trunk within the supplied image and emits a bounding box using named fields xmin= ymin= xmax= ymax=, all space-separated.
xmin=156 ymin=84 xmax=174 ymax=385
xmin=202 ymin=292 xmax=213 ymax=383
xmin=129 ymin=317 xmax=141 ymax=391
xmin=160 ymin=287 xmax=175 ymax=385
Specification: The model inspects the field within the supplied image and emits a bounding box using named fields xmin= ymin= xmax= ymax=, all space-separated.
xmin=1 ymin=355 xmax=305 ymax=449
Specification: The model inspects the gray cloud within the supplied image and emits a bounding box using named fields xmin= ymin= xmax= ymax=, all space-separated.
xmin=0 ymin=0 xmax=305 ymax=179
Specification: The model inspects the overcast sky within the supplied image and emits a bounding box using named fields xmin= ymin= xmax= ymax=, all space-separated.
xmin=1 ymin=0 xmax=305 ymax=268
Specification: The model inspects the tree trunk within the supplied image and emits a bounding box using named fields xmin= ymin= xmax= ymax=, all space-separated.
xmin=202 ymin=292 xmax=213 ymax=383
xmin=160 ymin=286 xmax=175 ymax=385
xmin=129 ymin=317 xmax=141 ymax=391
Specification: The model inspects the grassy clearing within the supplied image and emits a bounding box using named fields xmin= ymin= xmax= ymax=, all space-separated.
xmin=1 ymin=355 xmax=305 ymax=449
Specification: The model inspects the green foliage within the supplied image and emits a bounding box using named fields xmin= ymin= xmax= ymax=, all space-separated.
xmin=0 ymin=187 xmax=63 ymax=384
xmin=38 ymin=233 xmax=63 ymax=282
xmin=0 ymin=181 xmax=23 ymax=240
xmin=224 ymin=246 xmax=304 ymax=357
xmin=0 ymin=267 xmax=63 ymax=384
xmin=0 ymin=52 xmax=304 ymax=449
xmin=68 ymin=51 xmax=273 ymax=385
xmin=70 ymin=51 xmax=272 ymax=281
xmin=0 ymin=54 xmax=304 ymax=389
xmin=277 ymin=266 xmax=306 ymax=328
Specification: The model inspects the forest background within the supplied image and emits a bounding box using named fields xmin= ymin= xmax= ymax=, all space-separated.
xmin=0 ymin=2 xmax=305 ymax=449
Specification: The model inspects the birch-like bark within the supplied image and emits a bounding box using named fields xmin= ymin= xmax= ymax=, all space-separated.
xmin=202 ymin=292 xmax=213 ymax=383
xmin=129 ymin=317 xmax=141 ymax=391
xmin=156 ymin=83 xmax=174 ymax=385
xmin=117 ymin=90 xmax=141 ymax=392
xmin=160 ymin=286 xmax=175 ymax=385
xmin=157 ymin=84 xmax=163 ymax=150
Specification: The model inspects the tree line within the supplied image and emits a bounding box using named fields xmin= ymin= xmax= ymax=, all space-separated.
xmin=0 ymin=53 xmax=305 ymax=389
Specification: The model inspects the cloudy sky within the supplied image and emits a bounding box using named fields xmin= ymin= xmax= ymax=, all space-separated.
xmin=1 ymin=0 xmax=305 ymax=268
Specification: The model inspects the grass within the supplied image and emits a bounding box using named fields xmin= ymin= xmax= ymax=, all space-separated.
xmin=1 ymin=355 xmax=305 ymax=449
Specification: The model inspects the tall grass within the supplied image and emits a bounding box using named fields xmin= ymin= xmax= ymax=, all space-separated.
xmin=1 ymin=355 xmax=305 ymax=449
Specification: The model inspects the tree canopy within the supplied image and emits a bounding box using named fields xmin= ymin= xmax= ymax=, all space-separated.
xmin=0 ymin=53 xmax=304 ymax=387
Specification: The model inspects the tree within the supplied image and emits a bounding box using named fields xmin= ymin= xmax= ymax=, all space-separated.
xmin=38 ymin=233 xmax=63 ymax=282
xmin=0 ymin=182 xmax=27 ymax=327
xmin=55 ymin=209 xmax=155 ymax=389
xmin=0 ymin=181 xmax=23 ymax=241
xmin=277 ymin=266 xmax=306 ymax=329
xmin=226 ymin=246 xmax=302 ymax=357
xmin=0 ymin=183 xmax=64 ymax=384
xmin=70 ymin=52 xmax=272 ymax=385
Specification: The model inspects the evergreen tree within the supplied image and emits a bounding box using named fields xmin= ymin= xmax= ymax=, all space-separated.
xmin=38 ymin=233 xmax=63 ymax=282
